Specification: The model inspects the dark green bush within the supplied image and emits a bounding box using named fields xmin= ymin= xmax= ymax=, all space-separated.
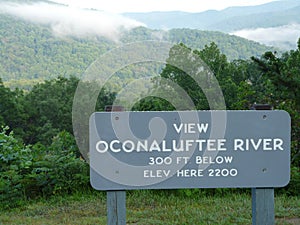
xmin=0 ymin=127 xmax=89 ymax=209
xmin=282 ymin=166 xmax=300 ymax=196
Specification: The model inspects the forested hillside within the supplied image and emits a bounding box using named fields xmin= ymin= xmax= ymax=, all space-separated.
xmin=0 ymin=12 xmax=277 ymax=89
xmin=0 ymin=14 xmax=114 ymax=89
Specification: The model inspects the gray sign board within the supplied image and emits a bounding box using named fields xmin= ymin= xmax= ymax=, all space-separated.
xmin=90 ymin=110 xmax=290 ymax=190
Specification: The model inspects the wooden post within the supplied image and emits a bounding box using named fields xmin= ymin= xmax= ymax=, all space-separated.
xmin=107 ymin=191 xmax=126 ymax=225
xmin=252 ymin=188 xmax=275 ymax=225
xmin=105 ymin=105 xmax=126 ymax=225
xmin=251 ymin=104 xmax=275 ymax=225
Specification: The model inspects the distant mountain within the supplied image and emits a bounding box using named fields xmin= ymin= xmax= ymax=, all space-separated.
xmin=123 ymin=0 xmax=300 ymax=31
xmin=209 ymin=5 xmax=300 ymax=32
xmin=123 ymin=0 xmax=300 ymax=49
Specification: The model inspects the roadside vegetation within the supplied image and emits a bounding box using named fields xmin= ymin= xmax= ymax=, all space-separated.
xmin=1 ymin=40 xmax=300 ymax=223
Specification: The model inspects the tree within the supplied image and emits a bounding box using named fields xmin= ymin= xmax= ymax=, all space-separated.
xmin=21 ymin=76 xmax=116 ymax=145
xmin=0 ymin=79 xmax=26 ymax=136
xmin=251 ymin=38 xmax=300 ymax=166
xmin=158 ymin=43 xmax=240 ymax=110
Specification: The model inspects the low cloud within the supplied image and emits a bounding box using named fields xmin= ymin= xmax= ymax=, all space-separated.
xmin=0 ymin=2 xmax=145 ymax=41
xmin=232 ymin=24 xmax=300 ymax=50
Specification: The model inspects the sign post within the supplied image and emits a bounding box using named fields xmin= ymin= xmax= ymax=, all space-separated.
xmin=252 ymin=188 xmax=275 ymax=225
xmin=104 ymin=106 xmax=126 ymax=225
xmin=107 ymin=191 xmax=126 ymax=225
xmin=251 ymin=104 xmax=275 ymax=225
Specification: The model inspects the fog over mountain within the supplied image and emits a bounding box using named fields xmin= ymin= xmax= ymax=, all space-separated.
xmin=0 ymin=1 xmax=145 ymax=42
xmin=123 ymin=0 xmax=300 ymax=49
xmin=232 ymin=24 xmax=300 ymax=50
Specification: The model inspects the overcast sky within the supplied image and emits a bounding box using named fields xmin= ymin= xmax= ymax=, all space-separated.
xmin=51 ymin=0 xmax=277 ymax=13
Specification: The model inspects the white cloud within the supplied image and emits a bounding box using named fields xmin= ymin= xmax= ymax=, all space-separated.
xmin=0 ymin=2 xmax=145 ymax=41
xmin=50 ymin=0 xmax=276 ymax=13
xmin=232 ymin=24 xmax=300 ymax=50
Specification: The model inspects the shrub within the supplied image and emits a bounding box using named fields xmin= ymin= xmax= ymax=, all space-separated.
xmin=283 ymin=166 xmax=300 ymax=196
xmin=0 ymin=127 xmax=89 ymax=209
xmin=0 ymin=127 xmax=32 ymax=208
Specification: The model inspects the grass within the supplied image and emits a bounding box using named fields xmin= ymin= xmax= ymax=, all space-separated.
xmin=0 ymin=190 xmax=299 ymax=225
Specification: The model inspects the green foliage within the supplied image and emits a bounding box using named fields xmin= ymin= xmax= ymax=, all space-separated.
xmin=167 ymin=28 xmax=279 ymax=60
xmin=286 ymin=166 xmax=300 ymax=196
xmin=48 ymin=131 xmax=79 ymax=156
xmin=21 ymin=76 xmax=79 ymax=144
xmin=1 ymin=33 xmax=300 ymax=207
xmin=0 ymin=79 xmax=27 ymax=135
xmin=133 ymin=96 xmax=175 ymax=111
xmin=0 ymin=74 xmax=119 ymax=208
xmin=136 ymin=42 xmax=241 ymax=111
xmin=277 ymin=166 xmax=300 ymax=196
xmin=0 ymin=127 xmax=89 ymax=209
xmin=250 ymin=42 xmax=300 ymax=167
xmin=123 ymin=27 xmax=279 ymax=61
xmin=0 ymin=127 xmax=30 ymax=208
xmin=5 ymin=76 xmax=115 ymax=145
xmin=0 ymin=14 xmax=111 ymax=87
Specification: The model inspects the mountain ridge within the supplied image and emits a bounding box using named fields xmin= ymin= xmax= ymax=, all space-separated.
xmin=0 ymin=14 xmax=278 ymax=88
xmin=123 ymin=0 xmax=300 ymax=31
xmin=0 ymin=0 xmax=291 ymax=89
xmin=123 ymin=0 xmax=300 ymax=49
